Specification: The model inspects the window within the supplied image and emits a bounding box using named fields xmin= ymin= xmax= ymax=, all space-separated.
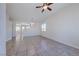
xmin=41 ymin=23 xmax=46 ymax=32
xmin=26 ymin=24 xmax=31 ymax=29
xmin=16 ymin=24 xmax=21 ymax=32
xmin=16 ymin=22 xmax=35 ymax=31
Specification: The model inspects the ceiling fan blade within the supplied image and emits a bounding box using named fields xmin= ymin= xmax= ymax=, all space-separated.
xmin=41 ymin=9 xmax=44 ymax=13
xmin=47 ymin=7 xmax=52 ymax=11
xmin=47 ymin=3 xmax=53 ymax=5
xmin=36 ymin=6 xmax=42 ymax=8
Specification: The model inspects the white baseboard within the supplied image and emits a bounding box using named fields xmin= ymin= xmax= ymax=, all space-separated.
xmin=41 ymin=35 xmax=79 ymax=49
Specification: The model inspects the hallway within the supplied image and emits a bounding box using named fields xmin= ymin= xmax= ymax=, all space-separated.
xmin=6 ymin=36 xmax=79 ymax=56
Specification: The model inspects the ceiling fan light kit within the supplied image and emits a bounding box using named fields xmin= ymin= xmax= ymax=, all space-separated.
xmin=36 ymin=3 xmax=53 ymax=13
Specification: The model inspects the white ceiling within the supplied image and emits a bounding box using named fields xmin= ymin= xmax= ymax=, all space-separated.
xmin=6 ymin=3 xmax=70 ymax=23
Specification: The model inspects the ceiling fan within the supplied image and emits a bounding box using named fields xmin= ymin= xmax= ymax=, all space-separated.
xmin=36 ymin=3 xmax=53 ymax=13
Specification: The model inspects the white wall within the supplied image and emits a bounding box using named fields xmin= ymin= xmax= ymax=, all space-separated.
xmin=0 ymin=3 xmax=6 ymax=55
xmin=12 ymin=21 xmax=16 ymax=37
xmin=41 ymin=4 xmax=79 ymax=49
xmin=6 ymin=13 xmax=12 ymax=41
xmin=23 ymin=23 xmax=40 ymax=36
